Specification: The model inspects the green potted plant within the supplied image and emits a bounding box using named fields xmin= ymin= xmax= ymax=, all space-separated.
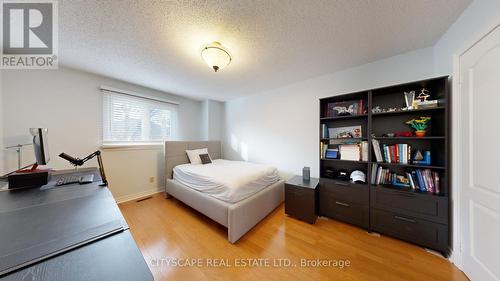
xmin=405 ymin=117 xmax=431 ymax=137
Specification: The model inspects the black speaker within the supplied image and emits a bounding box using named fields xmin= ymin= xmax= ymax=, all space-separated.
xmin=8 ymin=171 xmax=48 ymax=190
xmin=302 ymin=167 xmax=310 ymax=181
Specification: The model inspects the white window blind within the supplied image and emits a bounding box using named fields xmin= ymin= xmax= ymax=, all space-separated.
xmin=102 ymin=89 xmax=178 ymax=144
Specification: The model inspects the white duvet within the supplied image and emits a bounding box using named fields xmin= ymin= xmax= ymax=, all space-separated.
xmin=173 ymin=159 xmax=280 ymax=203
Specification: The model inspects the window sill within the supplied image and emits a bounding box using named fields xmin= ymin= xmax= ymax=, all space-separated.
xmin=101 ymin=143 xmax=164 ymax=151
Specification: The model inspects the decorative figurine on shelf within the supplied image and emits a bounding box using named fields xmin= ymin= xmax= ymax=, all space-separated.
xmin=405 ymin=116 xmax=431 ymax=137
xmin=414 ymin=88 xmax=439 ymax=109
xmin=372 ymin=106 xmax=383 ymax=113
xmin=417 ymin=88 xmax=431 ymax=102
xmin=413 ymin=150 xmax=424 ymax=162
xmin=404 ymin=91 xmax=416 ymax=110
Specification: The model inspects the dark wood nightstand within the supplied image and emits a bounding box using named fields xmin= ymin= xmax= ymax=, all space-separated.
xmin=285 ymin=176 xmax=319 ymax=224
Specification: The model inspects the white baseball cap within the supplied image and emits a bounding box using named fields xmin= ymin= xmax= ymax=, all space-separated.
xmin=350 ymin=170 xmax=366 ymax=183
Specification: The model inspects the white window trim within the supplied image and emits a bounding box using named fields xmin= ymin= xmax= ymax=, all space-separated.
xmin=100 ymin=85 xmax=180 ymax=105
xmin=101 ymin=143 xmax=164 ymax=151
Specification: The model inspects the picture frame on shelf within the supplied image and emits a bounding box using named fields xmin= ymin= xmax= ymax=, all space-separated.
xmin=327 ymin=99 xmax=363 ymax=117
xmin=328 ymin=125 xmax=362 ymax=139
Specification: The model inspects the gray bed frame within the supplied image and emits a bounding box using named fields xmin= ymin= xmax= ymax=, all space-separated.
xmin=164 ymin=141 xmax=285 ymax=243
xmin=165 ymin=141 xmax=285 ymax=243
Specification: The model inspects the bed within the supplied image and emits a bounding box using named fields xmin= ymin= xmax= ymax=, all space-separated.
xmin=164 ymin=141 xmax=285 ymax=243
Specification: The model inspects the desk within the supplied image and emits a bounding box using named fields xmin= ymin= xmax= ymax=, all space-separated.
xmin=0 ymin=168 xmax=153 ymax=281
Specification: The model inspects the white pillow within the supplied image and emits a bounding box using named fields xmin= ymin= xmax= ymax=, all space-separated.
xmin=186 ymin=148 xmax=210 ymax=164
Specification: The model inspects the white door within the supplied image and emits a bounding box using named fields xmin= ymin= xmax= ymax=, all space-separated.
xmin=458 ymin=23 xmax=500 ymax=281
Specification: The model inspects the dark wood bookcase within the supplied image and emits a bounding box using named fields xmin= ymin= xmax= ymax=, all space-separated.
xmin=318 ymin=76 xmax=450 ymax=255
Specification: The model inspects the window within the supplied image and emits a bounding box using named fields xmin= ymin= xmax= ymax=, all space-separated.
xmin=102 ymin=89 xmax=178 ymax=145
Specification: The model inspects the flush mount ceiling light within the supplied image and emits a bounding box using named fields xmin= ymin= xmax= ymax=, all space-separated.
xmin=201 ymin=41 xmax=232 ymax=72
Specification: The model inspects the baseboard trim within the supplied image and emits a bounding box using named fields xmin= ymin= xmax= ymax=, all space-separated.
xmin=115 ymin=187 xmax=164 ymax=204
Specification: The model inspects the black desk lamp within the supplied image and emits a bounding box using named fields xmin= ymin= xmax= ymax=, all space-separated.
xmin=59 ymin=151 xmax=108 ymax=186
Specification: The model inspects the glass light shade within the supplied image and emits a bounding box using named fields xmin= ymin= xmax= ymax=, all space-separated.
xmin=201 ymin=42 xmax=232 ymax=72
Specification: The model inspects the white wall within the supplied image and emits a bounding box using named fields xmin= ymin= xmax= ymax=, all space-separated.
xmin=224 ymin=47 xmax=436 ymax=178
xmin=207 ymin=100 xmax=224 ymax=141
xmin=201 ymin=100 xmax=209 ymax=141
xmin=0 ymin=71 xmax=3 ymax=175
xmin=434 ymin=0 xmax=500 ymax=74
xmin=1 ymin=67 xmax=203 ymax=201
xmin=201 ymin=99 xmax=225 ymax=142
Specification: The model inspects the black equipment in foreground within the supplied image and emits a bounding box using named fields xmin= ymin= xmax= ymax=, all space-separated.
xmin=7 ymin=170 xmax=49 ymax=189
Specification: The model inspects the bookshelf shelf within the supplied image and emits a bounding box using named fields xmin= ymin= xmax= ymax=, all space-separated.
xmin=321 ymin=159 xmax=369 ymax=164
xmin=376 ymin=162 xmax=446 ymax=170
xmin=320 ymin=138 xmax=367 ymax=141
xmin=371 ymin=106 xmax=445 ymax=117
xmin=373 ymin=136 xmax=445 ymax=140
xmin=319 ymin=75 xmax=450 ymax=256
xmin=320 ymin=114 xmax=368 ymax=121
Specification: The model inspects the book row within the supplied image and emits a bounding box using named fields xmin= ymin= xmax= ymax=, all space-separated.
xmin=371 ymin=164 xmax=440 ymax=194
xmin=372 ymin=139 xmax=431 ymax=165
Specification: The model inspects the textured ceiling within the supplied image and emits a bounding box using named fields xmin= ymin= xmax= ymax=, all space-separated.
xmin=59 ymin=0 xmax=470 ymax=101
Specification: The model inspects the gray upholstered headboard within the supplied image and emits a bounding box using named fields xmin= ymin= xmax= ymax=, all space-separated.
xmin=164 ymin=141 xmax=222 ymax=180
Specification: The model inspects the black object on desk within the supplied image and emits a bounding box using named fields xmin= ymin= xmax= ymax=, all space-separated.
xmin=59 ymin=151 xmax=108 ymax=186
xmin=0 ymin=168 xmax=153 ymax=281
xmin=285 ymin=176 xmax=319 ymax=224
xmin=7 ymin=170 xmax=48 ymax=189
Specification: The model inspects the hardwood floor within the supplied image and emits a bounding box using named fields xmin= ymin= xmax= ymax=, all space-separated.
xmin=119 ymin=193 xmax=468 ymax=281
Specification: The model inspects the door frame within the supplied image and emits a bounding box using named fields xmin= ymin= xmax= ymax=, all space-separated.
xmin=451 ymin=12 xmax=500 ymax=270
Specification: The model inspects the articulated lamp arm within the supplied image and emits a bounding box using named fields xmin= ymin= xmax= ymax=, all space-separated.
xmin=58 ymin=150 xmax=108 ymax=186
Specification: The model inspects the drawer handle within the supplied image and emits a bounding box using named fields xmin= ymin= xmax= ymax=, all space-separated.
xmin=335 ymin=201 xmax=350 ymax=207
xmin=394 ymin=215 xmax=416 ymax=224
xmin=334 ymin=181 xmax=349 ymax=186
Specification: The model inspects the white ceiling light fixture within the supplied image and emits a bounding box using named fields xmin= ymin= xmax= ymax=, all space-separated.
xmin=201 ymin=41 xmax=232 ymax=72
